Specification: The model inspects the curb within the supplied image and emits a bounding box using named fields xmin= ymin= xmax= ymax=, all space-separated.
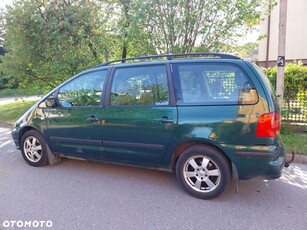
xmin=286 ymin=153 xmax=307 ymax=165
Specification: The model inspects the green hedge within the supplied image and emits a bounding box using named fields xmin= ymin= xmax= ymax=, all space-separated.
xmin=261 ymin=62 xmax=307 ymax=102
xmin=262 ymin=62 xmax=307 ymax=122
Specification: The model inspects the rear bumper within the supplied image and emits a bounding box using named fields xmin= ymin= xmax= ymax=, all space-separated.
xmin=221 ymin=138 xmax=286 ymax=180
xmin=238 ymin=157 xmax=285 ymax=180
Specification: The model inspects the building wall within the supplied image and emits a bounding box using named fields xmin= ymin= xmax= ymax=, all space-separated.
xmin=258 ymin=0 xmax=307 ymax=67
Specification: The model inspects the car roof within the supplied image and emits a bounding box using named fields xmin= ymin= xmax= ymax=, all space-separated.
xmin=92 ymin=52 xmax=241 ymax=69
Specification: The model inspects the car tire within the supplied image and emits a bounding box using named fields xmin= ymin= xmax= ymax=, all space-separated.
xmin=20 ymin=130 xmax=49 ymax=167
xmin=176 ymin=145 xmax=231 ymax=199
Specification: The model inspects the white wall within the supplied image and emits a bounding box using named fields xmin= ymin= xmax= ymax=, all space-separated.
xmin=258 ymin=0 xmax=307 ymax=63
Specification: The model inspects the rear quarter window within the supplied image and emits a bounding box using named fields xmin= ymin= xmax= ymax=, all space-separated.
xmin=173 ymin=63 xmax=258 ymax=105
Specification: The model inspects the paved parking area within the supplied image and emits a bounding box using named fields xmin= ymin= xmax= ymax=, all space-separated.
xmin=0 ymin=126 xmax=307 ymax=230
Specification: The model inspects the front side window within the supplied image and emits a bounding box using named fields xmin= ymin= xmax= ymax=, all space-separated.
xmin=58 ymin=70 xmax=107 ymax=107
xmin=175 ymin=63 xmax=258 ymax=105
xmin=110 ymin=65 xmax=169 ymax=106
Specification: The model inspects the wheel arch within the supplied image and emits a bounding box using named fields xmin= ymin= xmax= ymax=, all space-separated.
xmin=18 ymin=125 xmax=43 ymax=146
xmin=18 ymin=125 xmax=60 ymax=165
xmin=170 ymin=141 xmax=232 ymax=171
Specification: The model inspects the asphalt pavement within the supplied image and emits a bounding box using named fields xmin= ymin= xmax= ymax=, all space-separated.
xmin=0 ymin=126 xmax=307 ymax=230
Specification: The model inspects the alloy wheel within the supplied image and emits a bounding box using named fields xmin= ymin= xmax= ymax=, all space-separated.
xmin=23 ymin=136 xmax=43 ymax=163
xmin=183 ymin=155 xmax=221 ymax=193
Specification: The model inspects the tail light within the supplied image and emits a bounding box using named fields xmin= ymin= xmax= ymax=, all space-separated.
xmin=256 ymin=112 xmax=281 ymax=137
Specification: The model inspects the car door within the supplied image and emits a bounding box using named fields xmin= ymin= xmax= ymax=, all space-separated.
xmin=44 ymin=69 xmax=108 ymax=159
xmin=172 ymin=62 xmax=260 ymax=145
xmin=99 ymin=64 xmax=177 ymax=165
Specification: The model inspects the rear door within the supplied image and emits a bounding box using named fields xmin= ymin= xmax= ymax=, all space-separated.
xmin=100 ymin=64 xmax=177 ymax=165
xmin=172 ymin=61 xmax=261 ymax=145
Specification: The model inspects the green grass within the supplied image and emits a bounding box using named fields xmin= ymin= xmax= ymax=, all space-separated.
xmin=282 ymin=132 xmax=306 ymax=155
xmin=0 ymin=100 xmax=37 ymax=125
xmin=0 ymin=100 xmax=306 ymax=155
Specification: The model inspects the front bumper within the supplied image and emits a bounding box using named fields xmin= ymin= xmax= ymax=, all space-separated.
xmin=11 ymin=126 xmax=21 ymax=149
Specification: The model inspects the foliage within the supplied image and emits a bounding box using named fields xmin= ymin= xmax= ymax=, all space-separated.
xmin=0 ymin=88 xmax=43 ymax=97
xmin=297 ymin=90 xmax=307 ymax=107
xmin=137 ymin=0 xmax=263 ymax=54
xmin=262 ymin=65 xmax=277 ymax=89
xmin=262 ymin=62 xmax=307 ymax=102
xmin=0 ymin=0 xmax=114 ymax=92
xmin=60 ymin=89 xmax=101 ymax=106
xmin=110 ymin=84 xmax=169 ymax=105
xmin=262 ymin=62 xmax=307 ymax=122
xmin=0 ymin=0 xmax=266 ymax=91
xmin=224 ymin=42 xmax=258 ymax=59
xmin=103 ymin=0 xmax=157 ymax=58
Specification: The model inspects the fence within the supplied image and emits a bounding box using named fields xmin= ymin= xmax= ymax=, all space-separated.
xmin=282 ymin=91 xmax=307 ymax=123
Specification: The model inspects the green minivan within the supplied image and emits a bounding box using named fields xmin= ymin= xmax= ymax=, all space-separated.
xmin=12 ymin=53 xmax=286 ymax=199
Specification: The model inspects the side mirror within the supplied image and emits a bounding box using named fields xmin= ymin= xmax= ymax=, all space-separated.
xmin=45 ymin=98 xmax=56 ymax=108
xmin=60 ymin=100 xmax=73 ymax=108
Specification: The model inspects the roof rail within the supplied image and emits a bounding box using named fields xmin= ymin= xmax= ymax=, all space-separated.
xmin=95 ymin=52 xmax=240 ymax=67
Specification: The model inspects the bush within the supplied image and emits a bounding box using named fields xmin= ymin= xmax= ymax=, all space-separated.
xmin=0 ymin=88 xmax=44 ymax=97
xmin=262 ymin=62 xmax=307 ymax=122
xmin=262 ymin=62 xmax=307 ymax=102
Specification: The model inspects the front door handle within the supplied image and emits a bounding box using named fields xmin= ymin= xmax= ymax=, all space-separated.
xmin=158 ymin=116 xmax=174 ymax=124
xmin=87 ymin=116 xmax=100 ymax=122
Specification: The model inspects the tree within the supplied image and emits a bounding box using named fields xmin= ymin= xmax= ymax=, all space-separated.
xmin=105 ymin=0 xmax=156 ymax=59
xmin=0 ymin=14 xmax=10 ymax=89
xmin=0 ymin=0 xmax=266 ymax=91
xmin=102 ymin=0 xmax=265 ymax=57
xmin=0 ymin=0 xmax=113 ymax=91
xmin=0 ymin=27 xmax=4 ymax=56
xmin=137 ymin=0 xmax=263 ymax=54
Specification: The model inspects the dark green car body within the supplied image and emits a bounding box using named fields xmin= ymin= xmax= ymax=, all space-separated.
xmin=12 ymin=55 xmax=285 ymax=185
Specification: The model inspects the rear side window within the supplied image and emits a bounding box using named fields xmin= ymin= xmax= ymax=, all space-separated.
xmin=174 ymin=63 xmax=258 ymax=105
xmin=110 ymin=65 xmax=169 ymax=106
